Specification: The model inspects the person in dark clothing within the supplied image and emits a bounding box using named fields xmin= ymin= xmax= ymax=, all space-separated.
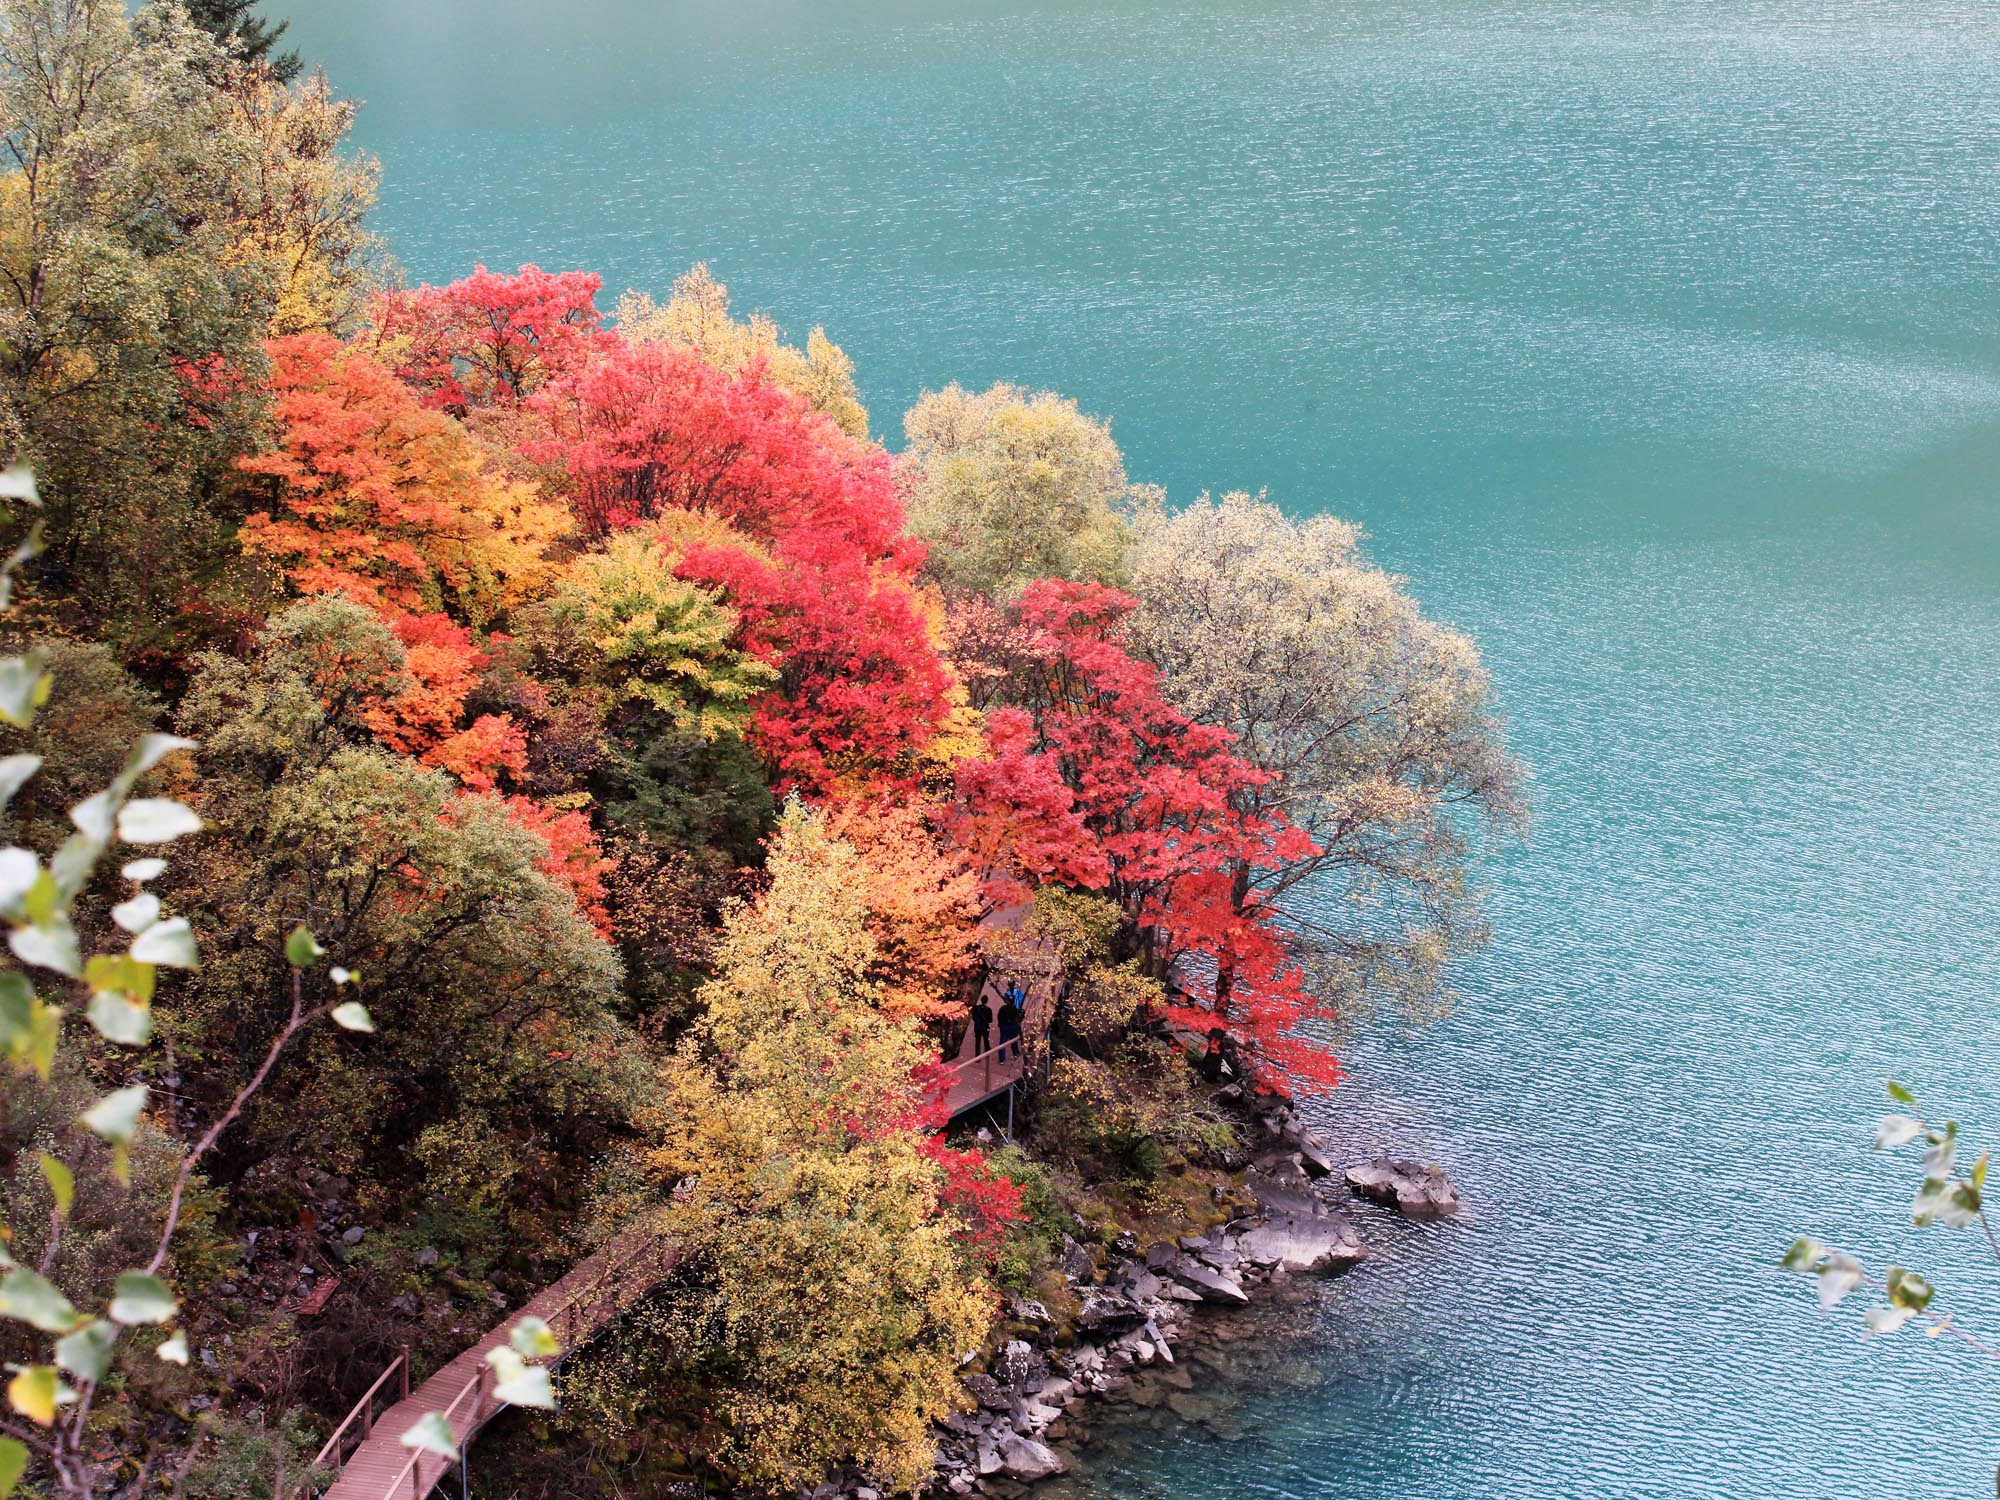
xmin=1217 ymin=1032 xmax=1242 ymax=1083
xmin=996 ymin=989 xmax=1023 ymax=1061
xmin=1200 ymin=1028 xmax=1227 ymax=1083
xmin=971 ymin=994 xmax=994 ymax=1058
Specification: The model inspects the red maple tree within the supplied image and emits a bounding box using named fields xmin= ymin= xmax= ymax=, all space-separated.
xmin=528 ymin=338 xmax=953 ymax=793
xmin=950 ymin=580 xmax=1340 ymax=1091
xmin=370 ymin=262 xmax=614 ymax=413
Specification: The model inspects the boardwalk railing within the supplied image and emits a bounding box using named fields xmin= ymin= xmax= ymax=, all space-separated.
xmin=943 ymin=1038 xmax=1012 ymax=1099
xmin=937 ymin=955 xmax=1061 ymax=1125
xmin=305 ymin=1349 xmax=411 ymax=1476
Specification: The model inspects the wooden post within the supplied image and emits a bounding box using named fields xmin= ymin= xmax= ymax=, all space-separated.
xmin=400 ymin=1345 xmax=411 ymax=1400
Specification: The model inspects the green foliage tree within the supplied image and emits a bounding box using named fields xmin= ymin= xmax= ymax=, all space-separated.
xmin=175 ymin=0 xmax=300 ymax=81
xmin=898 ymin=381 xmax=1135 ymax=600
xmin=539 ymin=531 xmax=776 ymax=741
xmin=171 ymin=596 xmax=647 ymax=1221
xmin=215 ymin=65 xmax=383 ymax=336
xmin=0 ymin=0 xmax=276 ymax=633
xmin=0 ymin=0 xmax=377 ymax=645
xmin=493 ymin=534 xmax=779 ymax=872
xmin=0 ymin=472 xmax=369 ymax=1496
xmin=1123 ymin=490 xmax=1525 ymax=1025
xmin=0 ymin=641 xmax=157 ymax=856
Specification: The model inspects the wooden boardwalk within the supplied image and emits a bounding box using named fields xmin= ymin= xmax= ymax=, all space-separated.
xmin=317 ymin=1226 xmax=676 ymax=1498
xmin=937 ymin=931 xmax=1058 ymax=1123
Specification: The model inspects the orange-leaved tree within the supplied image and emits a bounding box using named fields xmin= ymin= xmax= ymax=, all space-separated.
xmin=821 ymin=798 xmax=984 ymax=1024
xmin=240 ymin=332 xmax=567 ymax=627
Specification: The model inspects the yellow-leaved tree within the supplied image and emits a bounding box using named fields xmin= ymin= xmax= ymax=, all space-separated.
xmin=642 ymin=805 xmax=991 ymax=1493
xmin=616 ymin=263 xmax=870 ymax=439
xmin=218 ymin=63 xmax=386 ymax=337
xmin=897 ymin=381 xmax=1137 ymax=601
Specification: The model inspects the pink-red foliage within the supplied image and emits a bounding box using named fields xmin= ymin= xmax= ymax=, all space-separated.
xmin=371 ymin=263 xmax=614 ymax=412
xmin=919 ymin=1138 xmax=1025 ymax=1249
xmin=532 ymin=340 xmax=905 ymax=556
xmin=679 ymin=536 xmax=954 ymax=794
xmin=529 ymin=336 xmax=952 ymax=792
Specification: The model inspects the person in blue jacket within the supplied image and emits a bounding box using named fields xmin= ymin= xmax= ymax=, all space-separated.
xmin=996 ymin=984 xmax=1025 ymax=1061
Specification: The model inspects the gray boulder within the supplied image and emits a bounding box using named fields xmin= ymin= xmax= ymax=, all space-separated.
xmin=994 ymin=1339 xmax=1050 ymax=1392
xmin=1243 ymin=1165 xmax=1325 ymax=1219
xmin=1117 ymin=1267 xmax=1166 ymax=1301
xmin=1005 ymin=1294 xmax=1052 ymax=1326
xmin=1295 ymin=1131 xmax=1337 ymax=1178
xmin=1072 ymin=1288 xmax=1152 ymax=1336
xmin=961 ymin=1373 xmax=1010 ymax=1411
xmin=1233 ymin=1212 xmax=1366 ymax=1272
xmin=1346 ymin=1157 xmax=1461 ymax=1217
xmin=1076 ymin=1289 xmax=1147 ymax=1332
xmin=1164 ymin=1256 xmax=1249 ymax=1304
xmin=1057 ymin=1235 xmax=1096 ymax=1283
xmin=1195 ymin=1243 xmax=1242 ymax=1272
xmin=998 ymin=1435 xmax=1066 ymax=1481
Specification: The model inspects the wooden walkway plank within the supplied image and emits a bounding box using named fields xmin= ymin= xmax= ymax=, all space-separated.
xmin=937 ymin=923 xmax=1059 ymax=1124
xmin=320 ymin=1226 xmax=676 ymax=1499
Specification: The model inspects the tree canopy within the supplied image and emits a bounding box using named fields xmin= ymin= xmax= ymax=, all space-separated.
xmin=177 ymin=0 xmax=300 ymax=80
xmin=617 ymin=263 xmax=869 ymax=440
xmin=1124 ymin=490 xmax=1524 ymax=1025
xmin=0 ymin=15 xmax=1530 ymax=1480
xmin=640 ymin=807 xmax=1001 ymax=1492
xmin=899 ymin=382 xmax=1136 ymax=601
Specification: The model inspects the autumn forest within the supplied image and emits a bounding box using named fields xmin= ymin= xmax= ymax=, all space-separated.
xmin=0 ymin=2 xmax=1521 ymax=1495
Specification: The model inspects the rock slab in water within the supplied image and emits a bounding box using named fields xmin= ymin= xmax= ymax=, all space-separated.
xmin=1233 ymin=1211 xmax=1366 ymax=1272
xmin=1345 ymin=1156 xmax=1460 ymax=1217
xmin=1164 ymin=1255 xmax=1250 ymax=1304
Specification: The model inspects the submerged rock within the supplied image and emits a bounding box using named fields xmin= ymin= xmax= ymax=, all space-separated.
xmin=1345 ymin=1156 xmax=1460 ymax=1217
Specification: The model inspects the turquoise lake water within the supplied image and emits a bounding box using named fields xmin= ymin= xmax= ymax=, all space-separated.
xmin=287 ymin=3 xmax=2000 ymax=1494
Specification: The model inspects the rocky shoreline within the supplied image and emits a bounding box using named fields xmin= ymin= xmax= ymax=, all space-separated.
xmin=808 ymin=1091 xmax=1459 ymax=1500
